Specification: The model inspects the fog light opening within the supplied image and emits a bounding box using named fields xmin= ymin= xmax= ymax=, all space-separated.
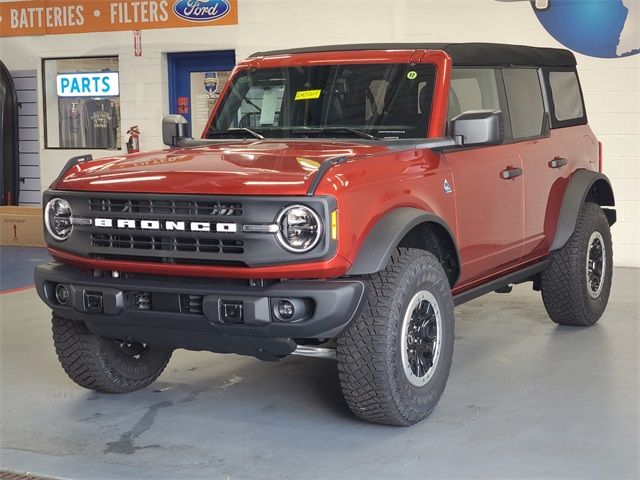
xmin=276 ymin=300 xmax=295 ymax=320
xmin=55 ymin=284 xmax=70 ymax=306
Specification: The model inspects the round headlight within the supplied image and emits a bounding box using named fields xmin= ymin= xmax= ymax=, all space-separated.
xmin=276 ymin=205 xmax=323 ymax=253
xmin=45 ymin=198 xmax=73 ymax=241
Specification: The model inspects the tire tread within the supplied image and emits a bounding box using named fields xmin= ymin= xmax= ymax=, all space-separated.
xmin=52 ymin=315 xmax=171 ymax=393
xmin=541 ymin=202 xmax=612 ymax=326
xmin=337 ymin=247 xmax=453 ymax=426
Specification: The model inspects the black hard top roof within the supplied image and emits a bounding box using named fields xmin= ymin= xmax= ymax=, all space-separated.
xmin=250 ymin=42 xmax=576 ymax=67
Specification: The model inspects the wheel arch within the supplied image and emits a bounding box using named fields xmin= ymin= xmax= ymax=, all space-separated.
xmin=551 ymin=169 xmax=616 ymax=252
xmin=346 ymin=207 xmax=461 ymax=287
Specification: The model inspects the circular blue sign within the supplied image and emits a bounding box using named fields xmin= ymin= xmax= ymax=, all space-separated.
xmin=533 ymin=0 xmax=639 ymax=58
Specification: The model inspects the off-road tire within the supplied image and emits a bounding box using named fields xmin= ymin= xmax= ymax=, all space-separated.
xmin=337 ymin=248 xmax=455 ymax=426
xmin=540 ymin=202 xmax=613 ymax=326
xmin=52 ymin=315 xmax=172 ymax=393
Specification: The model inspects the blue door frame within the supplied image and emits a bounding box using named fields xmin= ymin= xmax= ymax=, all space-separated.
xmin=167 ymin=50 xmax=236 ymax=137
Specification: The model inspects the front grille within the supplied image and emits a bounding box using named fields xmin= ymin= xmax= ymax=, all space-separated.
xmin=124 ymin=291 xmax=204 ymax=315
xmin=181 ymin=294 xmax=204 ymax=314
xmin=47 ymin=191 xmax=333 ymax=268
xmin=127 ymin=291 xmax=152 ymax=311
xmin=91 ymin=234 xmax=244 ymax=255
xmin=89 ymin=197 xmax=242 ymax=217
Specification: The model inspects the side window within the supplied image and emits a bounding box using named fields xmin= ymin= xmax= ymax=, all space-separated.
xmin=502 ymin=68 xmax=545 ymax=139
xmin=547 ymin=70 xmax=585 ymax=125
xmin=448 ymin=68 xmax=499 ymax=121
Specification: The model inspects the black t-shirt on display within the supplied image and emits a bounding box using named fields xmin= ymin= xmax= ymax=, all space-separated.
xmin=84 ymin=99 xmax=119 ymax=149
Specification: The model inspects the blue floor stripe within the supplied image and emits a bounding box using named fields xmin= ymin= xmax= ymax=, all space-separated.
xmin=0 ymin=246 xmax=51 ymax=292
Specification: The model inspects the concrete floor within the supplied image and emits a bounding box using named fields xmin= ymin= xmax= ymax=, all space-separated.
xmin=0 ymin=255 xmax=638 ymax=479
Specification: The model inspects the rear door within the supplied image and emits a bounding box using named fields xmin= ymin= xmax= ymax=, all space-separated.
xmin=502 ymin=68 xmax=569 ymax=259
xmin=444 ymin=68 xmax=525 ymax=283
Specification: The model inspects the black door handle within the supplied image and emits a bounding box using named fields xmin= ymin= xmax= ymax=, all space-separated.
xmin=549 ymin=157 xmax=568 ymax=169
xmin=501 ymin=167 xmax=523 ymax=180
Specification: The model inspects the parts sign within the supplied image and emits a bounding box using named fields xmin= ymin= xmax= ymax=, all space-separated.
xmin=0 ymin=0 xmax=237 ymax=37
xmin=57 ymin=73 xmax=120 ymax=97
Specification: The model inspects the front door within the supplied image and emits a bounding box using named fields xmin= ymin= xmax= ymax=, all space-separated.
xmin=446 ymin=145 xmax=525 ymax=283
xmin=168 ymin=50 xmax=236 ymax=138
xmin=444 ymin=67 xmax=525 ymax=284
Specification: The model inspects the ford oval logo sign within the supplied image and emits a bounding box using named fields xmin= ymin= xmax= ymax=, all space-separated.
xmin=173 ymin=0 xmax=230 ymax=22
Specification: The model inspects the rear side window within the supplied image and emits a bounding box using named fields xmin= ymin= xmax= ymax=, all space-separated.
xmin=448 ymin=68 xmax=500 ymax=121
xmin=502 ymin=68 xmax=545 ymax=140
xmin=546 ymin=69 xmax=586 ymax=127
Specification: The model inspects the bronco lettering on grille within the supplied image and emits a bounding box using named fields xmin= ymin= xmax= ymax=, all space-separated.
xmin=93 ymin=218 xmax=238 ymax=233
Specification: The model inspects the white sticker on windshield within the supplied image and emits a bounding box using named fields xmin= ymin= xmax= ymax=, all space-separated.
xmin=260 ymin=89 xmax=280 ymax=125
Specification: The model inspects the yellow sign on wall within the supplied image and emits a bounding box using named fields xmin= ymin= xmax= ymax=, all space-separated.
xmin=0 ymin=0 xmax=238 ymax=37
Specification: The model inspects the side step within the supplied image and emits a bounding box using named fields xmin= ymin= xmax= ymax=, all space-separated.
xmin=453 ymin=259 xmax=551 ymax=307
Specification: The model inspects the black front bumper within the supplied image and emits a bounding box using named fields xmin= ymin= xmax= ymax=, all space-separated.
xmin=35 ymin=262 xmax=365 ymax=361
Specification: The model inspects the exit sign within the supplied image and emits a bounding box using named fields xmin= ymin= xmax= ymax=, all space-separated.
xmin=56 ymin=72 xmax=119 ymax=97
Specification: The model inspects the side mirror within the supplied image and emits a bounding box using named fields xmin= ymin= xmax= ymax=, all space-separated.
xmin=450 ymin=110 xmax=503 ymax=147
xmin=162 ymin=114 xmax=189 ymax=147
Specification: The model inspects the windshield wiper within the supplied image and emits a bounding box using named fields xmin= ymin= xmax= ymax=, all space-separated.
xmin=208 ymin=128 xmax=265 ymax=140
xmin=291 ymin=127 xmax=379 ymax=140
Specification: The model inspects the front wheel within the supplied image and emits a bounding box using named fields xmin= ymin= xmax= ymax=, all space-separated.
xmin=540 ymin=202 xmax=613 ymax=326
xmin=52 ymin=315 xmax=172 ymax=393
xmin=336 ymin=248 xmax=455 ymax=426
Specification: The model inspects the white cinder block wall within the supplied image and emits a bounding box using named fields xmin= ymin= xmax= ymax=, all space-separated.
xmin=1 ymin=0 xmax=638 ymax=266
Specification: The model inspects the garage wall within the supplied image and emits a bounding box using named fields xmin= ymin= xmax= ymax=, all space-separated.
xmin=0 ymin=0 xmax=638 ymax=266
xmin=11 ymin=69 xmax=41 ymax=205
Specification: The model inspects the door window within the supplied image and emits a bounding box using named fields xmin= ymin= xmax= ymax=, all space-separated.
xmin=502 ymin=68 xmax=545 ymax=139
xmin=448 ymin=68 xmax=500 ymax=121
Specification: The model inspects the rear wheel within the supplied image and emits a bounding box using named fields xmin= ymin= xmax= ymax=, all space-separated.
xmin=52 ymin=315 xmax=172 ymax=393
xmin=540 ymin=202 xmax=613 ymax=326
xmin=336 ymin=248 xmax=454 ymax=426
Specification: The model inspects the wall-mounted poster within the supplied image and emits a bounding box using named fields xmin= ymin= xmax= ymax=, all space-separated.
xmin=189 ymin=71 xmax=230 ymax=138
xmin=494 ymin=0 xmax=639 ymax=58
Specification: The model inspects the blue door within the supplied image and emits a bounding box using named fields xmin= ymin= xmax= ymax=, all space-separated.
xmin=168 ymin=50 xmax=236 ymax=137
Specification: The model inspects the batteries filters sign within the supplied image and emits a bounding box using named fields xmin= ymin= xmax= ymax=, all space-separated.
xmin=57 ymin=72 xmax=120 ymax=97
xmin=0 ymin=0 xmax=238 ymax=37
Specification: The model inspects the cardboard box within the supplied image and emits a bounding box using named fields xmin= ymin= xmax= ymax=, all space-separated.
xmin=0 ymin=206 xmax=46 ymax=247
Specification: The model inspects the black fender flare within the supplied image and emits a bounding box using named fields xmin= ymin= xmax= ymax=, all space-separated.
xmin=551 ymin=169 xmax=615 ymax=251
xmin=347 ymin=207 xmax=460 ymax=282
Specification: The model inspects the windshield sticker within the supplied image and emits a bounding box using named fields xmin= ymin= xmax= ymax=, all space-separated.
xmin=260 ymin=89 xmax=280 ymax=125
xmin=407 ymin=71 xmax=418 ymax=80
xmin=295 ymin=89 xmax=322 ymax=101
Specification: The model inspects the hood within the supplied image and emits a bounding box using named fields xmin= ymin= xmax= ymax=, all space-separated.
xmin=55 ymin=140 xmax=390 ymax=196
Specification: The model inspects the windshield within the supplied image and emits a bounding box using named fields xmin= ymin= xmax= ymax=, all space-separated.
xmin=206 ymin=63 xmax=437 ymax=140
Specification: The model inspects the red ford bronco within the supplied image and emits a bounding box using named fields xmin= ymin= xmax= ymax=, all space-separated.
xmin=36 ymin=43 xmax=616 ymax=426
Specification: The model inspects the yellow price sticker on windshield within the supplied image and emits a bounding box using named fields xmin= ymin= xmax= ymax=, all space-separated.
xmin=295 ymin=89 xmax=322 ymax=101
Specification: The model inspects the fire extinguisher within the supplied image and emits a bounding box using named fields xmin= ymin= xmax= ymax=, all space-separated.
xmin=126 ymin=126 xmax=140 ymax=154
